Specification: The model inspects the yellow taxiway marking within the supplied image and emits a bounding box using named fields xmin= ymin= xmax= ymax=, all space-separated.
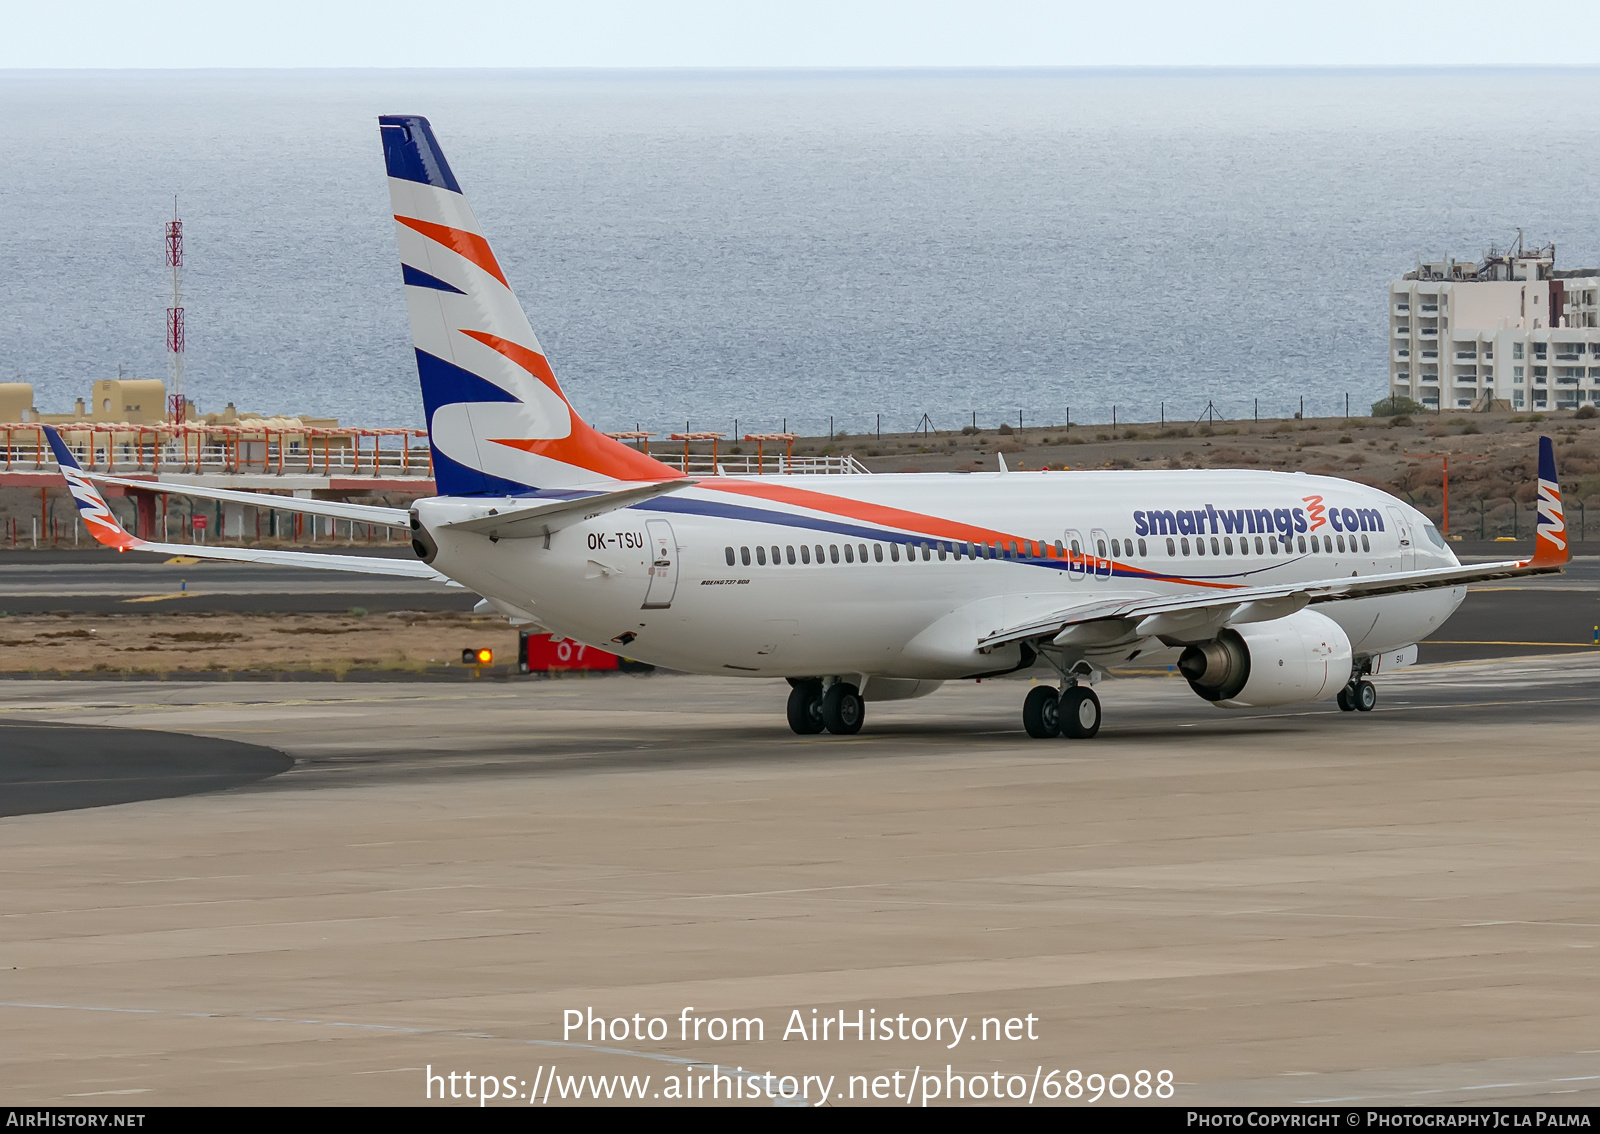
xmin=1422 ymin=640 xmax=1597 ymax=647
xmin=0 ymin=690 xmax=527 ymax=715
xmin=162 ymin=555 xmax=199 ymax=565
xmin=121 ymin=592 xmax=192 ymax=604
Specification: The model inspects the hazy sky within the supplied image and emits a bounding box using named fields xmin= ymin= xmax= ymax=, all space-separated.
xmin=6 ymin=1 xmax=1600 ymax=69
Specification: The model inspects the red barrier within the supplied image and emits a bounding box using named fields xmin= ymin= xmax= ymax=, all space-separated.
xmin=518 ymin=632 xmax=651 ymax=673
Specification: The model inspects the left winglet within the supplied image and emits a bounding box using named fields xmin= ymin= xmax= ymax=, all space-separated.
xmin=44 ymin=427 xmax=145 ymax=552
xmin=1526 ymin=435 xmax=1568 ymax=569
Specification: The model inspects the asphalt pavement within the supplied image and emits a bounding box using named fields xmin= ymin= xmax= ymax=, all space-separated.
xmin=3 ymin=660 xmax=1599 ymax=1105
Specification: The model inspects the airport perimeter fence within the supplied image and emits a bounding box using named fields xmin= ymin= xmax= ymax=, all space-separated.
xmin=687 ymin=390 xmax=1555 ymax=445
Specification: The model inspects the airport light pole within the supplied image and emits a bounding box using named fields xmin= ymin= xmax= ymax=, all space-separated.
xmin=1402 ymin=452 xmax=1486 ymax=536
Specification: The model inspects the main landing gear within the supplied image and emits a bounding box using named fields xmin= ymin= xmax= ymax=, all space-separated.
xmin=1336 ymin=679 xmax=1377 ymax=713
xmin=1022 ymin=683 xmax=1101 ymax=739
xmin=786 ymin=679 xmax=863 ymax=736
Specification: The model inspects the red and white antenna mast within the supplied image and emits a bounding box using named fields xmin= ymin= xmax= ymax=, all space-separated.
xmin=165 ymin=200 xmax=186 ymax=424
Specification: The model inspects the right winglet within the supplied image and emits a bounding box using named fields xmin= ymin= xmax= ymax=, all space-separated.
xmin=1526 ymin=435 xmax=1569 ymax=569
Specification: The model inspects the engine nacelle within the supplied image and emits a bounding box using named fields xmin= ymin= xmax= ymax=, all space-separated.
xmin=1178 ymin=609 xmax=1353 ymax=708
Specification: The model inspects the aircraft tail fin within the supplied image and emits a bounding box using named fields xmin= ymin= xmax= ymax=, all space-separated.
xmin=378 ymin=115 xmax=679 ymax=495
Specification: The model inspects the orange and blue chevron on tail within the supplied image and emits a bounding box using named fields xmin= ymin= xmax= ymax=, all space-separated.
xmin=43 ymin=427 xmax=144 ymax=552
xmin=379 ymin=115 xmax=678 ymax=496
xmin=1527 ymin=435 xmax=1568 ymax=569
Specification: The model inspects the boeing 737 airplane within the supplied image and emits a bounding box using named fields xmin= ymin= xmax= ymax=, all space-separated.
xmin=47 ymin=115 xmax=1570 ymax=739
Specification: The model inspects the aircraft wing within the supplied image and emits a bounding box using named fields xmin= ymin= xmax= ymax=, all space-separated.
xmin=44 ymin=427 xmax=448 ymax=581
xmin=978 ymin=556 xmax=1559 ymax=650
xmin=82 ymin=471 xmax=409 ymax=526
xmin=982 ymin=435 xmax=1570 ymax=651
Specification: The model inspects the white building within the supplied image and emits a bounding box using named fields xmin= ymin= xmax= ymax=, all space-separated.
xmin=1388 ymin=238 xmax=1600 ymax=411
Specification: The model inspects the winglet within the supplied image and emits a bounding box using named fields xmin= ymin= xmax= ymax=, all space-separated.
xmin=44 ymin=427 xmax=145 ymax=553
xmin=1526 ymin=435 xmax=1568 ymax=569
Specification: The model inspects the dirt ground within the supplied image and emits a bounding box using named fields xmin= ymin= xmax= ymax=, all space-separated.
xmin=5 ymin=407 xmax=1599 ymax=547
xmin=818 ymin=408 xmax=1600 ymax=539
xmin=0 ymin=611 xmax=523 ymax=678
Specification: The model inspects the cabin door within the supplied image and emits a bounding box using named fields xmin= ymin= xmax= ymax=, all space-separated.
xmin=642 ymin=519 xmax=680 ymax=608
xmin=1386 ymin=507 xmax=1416 ymax=572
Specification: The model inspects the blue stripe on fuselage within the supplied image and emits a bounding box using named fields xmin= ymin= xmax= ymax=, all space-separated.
xmin=637 ymin=493 xmax=1289 ymax=587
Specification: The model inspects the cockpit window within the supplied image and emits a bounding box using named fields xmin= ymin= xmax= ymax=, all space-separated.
xmin=1422 ymin=523 xmax=1447 ymax=549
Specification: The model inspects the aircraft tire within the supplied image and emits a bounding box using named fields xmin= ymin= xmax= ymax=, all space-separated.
xmin=1336 ymin=686 xmax=1356 ymax=712
xmin=1060 ymin=686 xmax=1101 ymax=739
xmin=1022 ymin=685 xmax=1061 ymax=738
xmin=1354 ymin=680 xmax=1377 ymax=712
xmin=786 ymin=681 xmax=826 ymax=735
xmin=821 ymin=683 xmax=864 ymax=735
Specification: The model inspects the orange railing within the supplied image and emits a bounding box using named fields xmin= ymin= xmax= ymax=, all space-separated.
xmin=1 ymin=423 xmax=433 ymax=478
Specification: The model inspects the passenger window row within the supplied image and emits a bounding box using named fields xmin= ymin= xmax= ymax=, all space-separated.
xmin=722 ymin=538 xmax=1120 ymax=567
xmin=1160 ymin=532 xmax=1371 ymax=557
xmin=722 ymin=530 xmax=1373 ymax=570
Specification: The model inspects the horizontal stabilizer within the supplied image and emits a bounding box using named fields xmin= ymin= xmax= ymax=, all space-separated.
xmin=439 ymin=479 xmax=697 ymax=540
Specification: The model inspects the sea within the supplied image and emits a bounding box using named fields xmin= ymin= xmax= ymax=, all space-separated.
xmin=4 ymin=68 xmax=1600 ymax=436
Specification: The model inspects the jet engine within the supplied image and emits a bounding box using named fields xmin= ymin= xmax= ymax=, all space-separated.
xmin=1177 ymin=609 xmax=1353 ymax=708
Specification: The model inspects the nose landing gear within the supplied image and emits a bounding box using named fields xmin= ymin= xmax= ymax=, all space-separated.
xmin=1022 ymin=683 xmax=1101 ymax=739
xmin=1337 ymin=679 xmax=1378 ymax=712
xmin=1331 ymin=671 xmax=1382 ymax=716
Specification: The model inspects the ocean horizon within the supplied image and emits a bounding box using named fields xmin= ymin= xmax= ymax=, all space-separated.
xmin=5 ymin=67 xmax=1600 ymax=435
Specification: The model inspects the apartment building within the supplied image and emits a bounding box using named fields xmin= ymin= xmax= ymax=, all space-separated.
xmin=1388 ymin=238 xmax=1600 ymax=411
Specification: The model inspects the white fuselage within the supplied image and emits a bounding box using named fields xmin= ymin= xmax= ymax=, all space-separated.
xmin=416 ymin=468 xmax=1464 ymax=685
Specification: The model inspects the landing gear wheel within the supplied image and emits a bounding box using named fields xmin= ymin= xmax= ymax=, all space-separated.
xmin=1354 ymin=680 xmax=1377 ymax=712
xmin=786 ymin=680 xmax=825 ymax=735
xmin=821 ymin=682 xmax=864 ymax=735
xmin=1336 ymin=686 xmax=1356 ymax=712
xmin=1060 ymin=686 xmax=1101 ymax=739
xmin=1022 ymin=685 xmax=1061 ymax=738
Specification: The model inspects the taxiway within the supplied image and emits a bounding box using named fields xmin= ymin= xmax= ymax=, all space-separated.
xmin=1 ymin=654 xmax=1597 ymax=1106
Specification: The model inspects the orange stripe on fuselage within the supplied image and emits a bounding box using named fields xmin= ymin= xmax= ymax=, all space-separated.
xmin=394 ymin=215 xmax=510 ymax=289
xmin=704 ymin=478 xmax=1242 ymax=590
xmin=707 ymin=478 xmax=1018 ymax=545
